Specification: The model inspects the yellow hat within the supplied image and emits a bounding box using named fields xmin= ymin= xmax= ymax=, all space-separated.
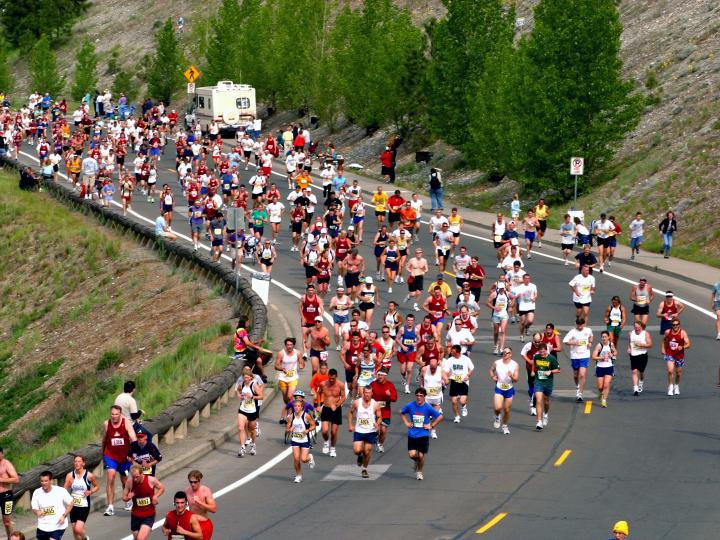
xmin=613 ymin=521 xmax=629 ymax=535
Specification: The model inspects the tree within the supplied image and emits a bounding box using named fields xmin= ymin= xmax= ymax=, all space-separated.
xmin=203 ymin=0 xmax=243 ymax=85
xmin=0 ymin=0 xmax=89 ymax=47
xmin=0 ymin=37 xmax=15 ymax=95
xmin=29 ymin=35 xmax=64 ymax=97
xmin=147 ymin=18 xmax=185 ymax=105
xmin=70 ymin=37 xmax=98 ymax=101
xmin=508 ymin=0 xmax=642 ymax=195
xmin=111 ymin=69 xmax=138 ymax=103
xmin=426 ymin=0 xmax=512 ymax=146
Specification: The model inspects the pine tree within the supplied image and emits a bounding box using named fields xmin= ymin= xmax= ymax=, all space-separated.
xmin=71 ymin=37 xmax=98 ymax=101
xmin=0 ymin=37 xmax=15 ymax=94
xmin=0 ymin=0 xmax=89 ymax=47
xmin=29 ymin=35 xmax=64 ymax=97
xmin=203 ymin=0 xmax=243 ymax=84
xmin=147 ymin=18 xmax=185 ymax=105
xmin=511 ymin=0 xmax=642 ymax=195
xmin=111 ymin=69 xmax=137 ymax=103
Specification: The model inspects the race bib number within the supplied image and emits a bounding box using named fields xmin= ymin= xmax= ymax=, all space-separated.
xmin=358 ymin=418 xmax=371 ymax=427
xmin=284 ymin=370 xmax=295 ymax=378
xmin=111 ymin=437 xmax=125 ymax=446
xmin=213 ymin=228 xmax=222 ymax=235
xmin=41 ymin=506 xmax=56 ymax=516
xmin=171 ymin=535 xmax=185 ymax=540
xmin=4 ymin=501 xmax=12 ymax=514
xmin=428 ymin=387 xmax=440 ymax=397
xmin=434 ymin=311 xmax=443 ymax=319
xmin=377 ymin=401 xmax=386 ymax=408
xmin=498 ymin=383 xmax=511 ymax=391
xmin=577 ymin=340 xmax=587 ymax=347
xmin=412 ymin=415 xmax=425 ymax=428
xmin=243 ymin=398 xmax=254 ymax=408
xmin=403 ymin=339 xmax=414 ymax=345
xmin=142 ymin=467 xmax=153 ymax=475
xmin=73 ymin=495 xmax=85 ymax=506
xmin=452 ymin=375 xmax=463 ymax=383
xmin=669 ymin=341 xmax=679 ymax=350
xmin=136 ymin=497 xmax=151 ymax=507
xmin=320 ymin=351 xmax=329 ymax=362
xmin=292 ymin=431 xmax=305 ymax=439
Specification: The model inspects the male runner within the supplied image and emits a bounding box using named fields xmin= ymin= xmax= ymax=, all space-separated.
xmin=0 ymin=447 xmax=19 ymax=539
xmin=102 ymin=405 xmax=137 ymax=516
xmin=370 ymin=371 xmax=398 ymax=453
xmin=404 ymin=248 xmax=429 ymax=312
xmin=661 ymin=318 xmax=691 ymax=396
xmin=305 ymin=317 xmax=330 ymax=375
xmin=347 ymin=387 xmax=382 ymax=479
xmin=399 ymin=388 xmax=443 ymax=481
xmin=532 ymin=344 xmax=560 ymax=430
xmin=122 ymin=465 xmax=164 ymax=540
xmin=563 ymin=318 xmax=594 ymax=402
xmin=490 ymin=348 xmax=520 ymax=435
xmin=162 ymin=491 xmax=203 ymax=540
xmin=186 ymin=470 xmax=216 ymax=540
xmin=444 ymin=345 xmax=475 ymax=423
xmin=319 ymin=369 xmax=347 ymax=458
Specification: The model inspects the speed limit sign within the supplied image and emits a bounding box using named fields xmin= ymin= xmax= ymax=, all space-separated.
xmin=570 ymin=157 xmax=584 ymax=176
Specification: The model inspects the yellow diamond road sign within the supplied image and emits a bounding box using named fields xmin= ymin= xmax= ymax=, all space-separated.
xmin=184 ymin=65 xmax=200 ymax=82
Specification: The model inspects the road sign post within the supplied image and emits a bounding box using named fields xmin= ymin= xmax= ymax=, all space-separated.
xmin=570 ymin=157 xmax=584 ymax=210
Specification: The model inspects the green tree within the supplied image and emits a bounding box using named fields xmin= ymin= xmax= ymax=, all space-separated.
xmin=29 ymin=35 xmax=64 ymax=97
xmin=0 ymin=37 xmax=15 ymax=94
xmin=70 ymin=37 xmax=98 ymax=101
xmin=0 ymin=0 xmax=89 ymax=47
xmin=111 ymin=69 xmax=137 ymax=103
xmin=509 ymin=0 xmax=642 ymax=195
xmin=147 ymin=18 xmax=185 ymax=105
xmin=203 ymin=0 xmax=244 ymax=85
xmin=426 ymin=0 xmax=512 ymax=146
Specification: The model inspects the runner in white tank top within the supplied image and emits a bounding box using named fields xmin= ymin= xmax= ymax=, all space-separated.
xmin=421 ymin=357 xmax=448 ymax=439
xmin=348 ymin=387 xmax=381 ymax=478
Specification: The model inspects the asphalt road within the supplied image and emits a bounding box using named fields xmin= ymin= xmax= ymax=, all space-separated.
xmin=14 ymin=140 xmax=720 ymax=540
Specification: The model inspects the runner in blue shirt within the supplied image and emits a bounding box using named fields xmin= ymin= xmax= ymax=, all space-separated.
xmin=398 ymin=388 xmax=443 ymax=480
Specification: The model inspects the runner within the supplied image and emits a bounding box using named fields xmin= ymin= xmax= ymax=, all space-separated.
xmin=593 ymin=213 xmax=615 ymax=272
xmin=433 ymin=223 xmax=454 ymax=273
xmin=448 ymin=208 xmax=463 ymax=249
xmin=286 ymin=397 xmax=317 ymax=483
xmin=274 ymin=338 xmax=304 ymax=423
xmin=452 ymin=246 xmax=471 ymax=294
xmin=371 ymin=186 xmax=388 ymax=226
xmin=383 ymin=238 xmax=400 ymax=292
xmin=236 ymin=367 xmax=263 ymax=457
xmin=627 ymin=321 xmax=652 ymax=396
xmin=521 ymin=333 xmax=543 ymax=416
xmin=372 ymin=225 xmax=389 ymax=280
xmin=319 ymin=369 xmax=347 ymax=458
xmin=444 ymin=345 xmax=475 ymax=423
xmin=354 ymin=344 xmax=378 ymax=397
xmin=629 ymin=278 xmax=655 ymax=325
xmin=559 ymin=214 xmax=577 ymax=265
xmin=370 ymin=370 xmax=398 ymax=452
xmin=398 ymin=388 xmax=443 ymax=481
xmin=514 ymin=273 xmax=538 ymax=342
xmin=563 ymin=317 xmax=594 ymax=402
xmin=396 ymin=314 xmax=419 ymax=394
xmin=31 ymin=471 xmax=74 ymax=540
xmin=357 ymin=277 xmax=379 ymax=326
xmin=486 ymin=282 xmax=510 ymax=355
xmin=419 ymin=356 xmax=447 ymax=439
xmin=266 ymin=196 xmax=285 ymax=245
xmin=531 ymin=344 xmax=560 ymax=430
xmin=661 ymin=318 xmax=691 ymax=396
xmin=343 ymin=249 xmax=365 ymax=301
xmin=102 ymin=405 xmax=136 ymax=516
xmin=329 ymin=287 xmax=353 ymax=350
xmin=604 ymin=296 xmax=627 ymax=347
xmin=162 ymin=491 xmax=203 ymax=539
xmin=569 ymin=265 xmax=596 ymax=318
xmin=128 ymin=428 xmax=162 ymax=477
xmin=423 ymin=286 xmax=449 ymax=337
xmin=185 ymin=470 xmax=216 ymax=540
xmin=491 ymin=213 xmax=507 ymax=264
xmin=0 ymin=447 xmax=19 ymax=539
xmin=382 ymin=302 xmax=403 ymax=340
xmin=404 ymin=248 xmax=428 ymax=312
xmin=656 ymin=291 xmax=685 ymax=336
xmin=628 ymin=212 xmax=645 ymax=260
xmin=592 ymin=331 xmax=617 ymax=407
xmin=464 ymin=256 xmax=485 ymax=302
xmin=533 ymin=199 xmax=550 ymax=247
xmin=522 ymin=210 xmax=538 ymax=258
xmin=122 ymin=465 xmax=164 ymax=540
xmin=490 ymin=348 xmax=520 ymax=435
xmin=208 ymin=211 xmax=226 ymax=262
xmin=347 ymin=386 xmax=382 ymax=479
xmin=299 ymin=285 xmax=324 ymax=359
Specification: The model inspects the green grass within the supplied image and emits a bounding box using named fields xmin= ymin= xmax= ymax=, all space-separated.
xmin=2 ymin=323 xmax=233 ymax=472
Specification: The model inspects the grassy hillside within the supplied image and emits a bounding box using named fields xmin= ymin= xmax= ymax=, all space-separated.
xmin=0 ymin=169 xmax=236 ymax=471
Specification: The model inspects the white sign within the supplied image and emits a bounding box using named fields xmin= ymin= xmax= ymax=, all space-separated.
xmin=187 ymin=83 xmax=195 ymax=94
xmin=251 ymin=272 xmax=271 ymax=305
xmin=570 ymin=157 xmax=584 ymax=176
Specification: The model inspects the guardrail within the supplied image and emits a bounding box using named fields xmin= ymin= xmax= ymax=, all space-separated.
xmin=0 ymin=155 xmax=267 ymax=506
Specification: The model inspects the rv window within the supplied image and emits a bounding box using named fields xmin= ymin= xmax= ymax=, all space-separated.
xmin=208 ymin=98 xmax=212 ymax=109
xmin=236 ymin=97 xmax=250 ymax=109
xmin=198 ymin=96 xmax=205 ymax=109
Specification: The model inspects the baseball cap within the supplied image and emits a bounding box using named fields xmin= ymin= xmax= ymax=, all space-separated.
xmin=436 ymin=273 xmax=444 ymax=280
xmin=497 ymin=283 xmax=506 ymax=289
xmin=348 ymin=225 xmax=355 ymax=230
xmin=136 ymin=427 xmax=149 ymax=438
xmin=314 ymin=315 xmax=323 ymax=322
xmin=364 ymin=276 xmax=373 ymax=284
xmin=612 ymin=521 xmax=629 ymax=535
xmin=321 ymin=228 xmax=327 ymax=234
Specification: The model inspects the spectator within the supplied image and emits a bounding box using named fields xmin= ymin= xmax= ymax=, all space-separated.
xmin=428 ymin=168 xmax=443 ymax=210
xmin=155 ymin=211 xmax=178 ymax=241
xmin=380 ymin=146 xmax=395 ymax=184
xmin=115 ymin=380 xmax=139 ymax=420
xmin=658 ymin=211 xmax=677 ymax=259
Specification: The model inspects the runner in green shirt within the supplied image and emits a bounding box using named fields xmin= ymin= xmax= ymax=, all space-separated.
xmin=532 ymin=343 xmax=560 ymax=431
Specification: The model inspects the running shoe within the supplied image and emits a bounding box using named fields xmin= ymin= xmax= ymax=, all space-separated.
xmin=413 ymin=303 xmax=420 ymax=312
xmin=520 ymin=334 xmax=525 ymax=342
xmin=104 ymin=505 xmax=114 ymax=516
xmin=542 ymin=413 xmax=548 ymax=427
xmin=530 ymin=406 xmax=537 ymax=417
xmin=453 ymin=415 xmax=460 ymax=423
xmin=461 ymin=405 xmax=468 ymax=417
xmin=399 ymin=276 xmax=405 ymax=283
xmin=493 ymin=417 xmax=501 ymax=429
xmin=329 ymin=447 xmax=337 ymax=458
xmin=249 ymin=443 xmax=256 ymax=456
xmin=256 ymin=423 xmax=262 ymax=437
xmin=493 ymin=345 xmax=499 ymax=355
xmin=431 ymin=429 xmax=438 ymax=439
xmin=502 ymin=425 xmax=510 ymax=435
xmin=308 ymin=454 xmax=315 ymax=469
xmin=404 ymin=384 xmax=410 ymax=394
xmin=294 ymin=475 xmax=302 ymax=483
xmin=388 ymin=286 xmax=392 ymax=293
xmin=600 ymin=399 xmax=607 ymax=408
xmin=377 ymin=443 xmax=385 ymax=453
xmin=403 ymin=294 xmax=410 ymax=303
xmin=125 ymin=500 xmax=133 ymax=511
xmin=322 ymin=441 xmax=330 ymax=454
xmin=416 ymin=471 xmax=424 ymax=481
xmin=336 ymin=344 xmax=341 ymax=351
xmin=535 ymin=421 xmax=543 ymax=431
xmin=673 ymin=384 xmax=680 ymax=395
xmin=638 ymin=380 xmax=644 ymax=393
xmin=667 ymin=385 xmax=673 ymax=396
xmin=238 ymin=446 xmax=246 ymax=458
xmin=361 ymin=469 xmax=369 ymax=479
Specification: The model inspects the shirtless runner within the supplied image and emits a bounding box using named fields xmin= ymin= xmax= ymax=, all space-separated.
xmin=185 ymin=470 xmax=217 ymax=540
xmin=342 ymin=249 xmax=365 ymax=301
xmin=305 ymin=318 xmax=331 ymax=375
xmin=318 ymin=369 xmax=347 ymax=458
xmin=404 ymin=247 xmax=429 ymax=312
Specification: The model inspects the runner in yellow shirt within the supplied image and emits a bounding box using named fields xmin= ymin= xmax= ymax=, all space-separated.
xmin=533 ymin=199 xmax=550 ymax=247
xmin=371 ymin=187 xmax=388 ymax=226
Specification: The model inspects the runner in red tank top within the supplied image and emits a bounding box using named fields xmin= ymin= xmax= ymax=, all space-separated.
xmin=299 ymin=287 xmax=323 ymax=328
xmin=423 ymin=287 xmax=449 ymax=336
xmin=343 ymin=333 xmax=365 ymax=386
xmin=418 ymin=338 xmax=441 ymax=367
xmin=661 ymin=318 xmax=691 ymax=396
xmin=123 ymin=464 xmax=164 ymax=540
xmin=163 ymin=491 xmax=203 ymax=539
xmin=102 ymin=405 xmax=136 ymax=516
xmin=541 ymin=323 xmax=562 ymax=354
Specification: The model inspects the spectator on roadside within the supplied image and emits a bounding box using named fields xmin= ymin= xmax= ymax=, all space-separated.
xmin=380 ymin=146 xmax=395 ymax=184
xmin=155 ymin=210 xmax=178 ymax=241
xmin=115 ymin=380 xmax=139 ymax=421
xmin=428 ymin=168 xmax=443 ymax=211
xmin=658 ymin=210 xmax=677 ymax=259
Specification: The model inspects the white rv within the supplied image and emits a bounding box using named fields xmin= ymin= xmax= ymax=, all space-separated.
xmin=184 ymin=81 xmax=257 ymax=133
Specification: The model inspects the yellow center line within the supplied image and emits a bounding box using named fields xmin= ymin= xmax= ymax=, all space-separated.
xmin=554 ymin=449 xmax=572 ymax=467
xmin=476 ymin=512 xmax=508 ymax=534
xmin=584 ymin=400 xmax=593 ymax=414
xmin=443 ymin=270 xmax=455 ymax=277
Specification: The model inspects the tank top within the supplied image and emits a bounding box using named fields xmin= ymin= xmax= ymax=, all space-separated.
xmin=359 ymin=286 xmax=375 ymax=304
xmin=238 ymin=382 xmax=258 ymax=413
xmin=375 ymin=232 xmax=388 ymax=248
xmin=103 ymin=418 xmax=130 ymax=462
xmin=345 ymin=343 xmax=363 ymax=368
xmin=70 ymin=470 xmax=91 ymax=508
xmin=399 ymin=326 xmax=417 ymax=353
xmin=423 ymin=367 xmax=443 ymax=400
xmin=278 ymin=350 xmax=299 ymax=383
xmin=335 ymin=238 xmax=351 ymax=260
xmin=634 ymin=286 xmax=650 ymax=306
xmin=385 ymin=248 xmax=398 ymax=263
xmin=383 ymin=312 xmax=399 ymax=336
xmin=334 ymin=295 xmax=351 ymax=316
xmin=164 ymin=509 xmax=195 ymax=539
xmin=261 ymin=247 xmax=273 ymax=260
xmin=305 ymin=249 xmax=319 ymax=267
xmin=448 ymin=215 xmax=461 ymax=233
xmin=354 ymin=399 xmax=377 ymax=434
xmin=418 ymin=324 xmax=435 ymax=346
xmin=596 ymin=343 xmax=615 ymax=368
xmin=357 ymin=356 xmax=376 ymax=387
xmin=316 ymin=258 xmax=330 ymax=278
xmin=377 ymin=337 xmax=394 ymax=365
xmin=493 ymin=292 xmax=509 ymax=316
xmin=428 ymin=296 xmax=446 ymax=322
xmin=660 ymin=301 xmax=678 ymax=321
xmin=131 ymin=475 xmax=156 ymax=518
xmin=421 ymin=344 xmax=440 ymax=366
xmin=290 ymin=411 xmax=310 ymax=444
xmin=493 ymin=220 xmax=506 ymax=242
xmin=301 ymin=295 xmax=320 ymax=323
xmin=664 ymin=329 xmax=685 ymax=360
xmin=540 ymin=332 xmax=558 ymax=352
xmin=629 ymin=330 xmax=648 ymax=356
xmin=608 ymin=306 xmax=622 ymax=327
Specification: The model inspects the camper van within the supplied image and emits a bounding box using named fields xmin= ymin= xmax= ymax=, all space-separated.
xmin=184 ymin=81 xmax=257 ymax=134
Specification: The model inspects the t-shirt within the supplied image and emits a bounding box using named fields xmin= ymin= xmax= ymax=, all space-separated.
xmin=563 ymin=327 xmax=594 ymax=359
xmin=574 ymin=252 xmax=598 ymax=273
xmin=400 ymin=401 xmax=441 ymax=438
xmin=629 ymin=219 xmax=645 ymax=239
xmin=533 ymin=354 xmax=559 ymax=384
xmin=32 ymin=485 xmax=73 ymax=532
xmin=514 ymin=283 xmax=537 ymax=311
xmin=154 ymin=216 xmax=167 ymax=235
xmin=114 ymin=392 xmax=138 ymax=420
xmin=569 ymin=274 xmax=595 ymax=304
xmin=443 ymin=354 xmax=474 ymax=384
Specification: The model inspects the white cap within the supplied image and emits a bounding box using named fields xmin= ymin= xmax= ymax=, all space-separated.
xmin=364 ymin=276 xmax=373 ymax=284
xmin=348 ymin=225 xmax=355 ymax=230
xmin=321 ymin=228 xmax=328 ymax=234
